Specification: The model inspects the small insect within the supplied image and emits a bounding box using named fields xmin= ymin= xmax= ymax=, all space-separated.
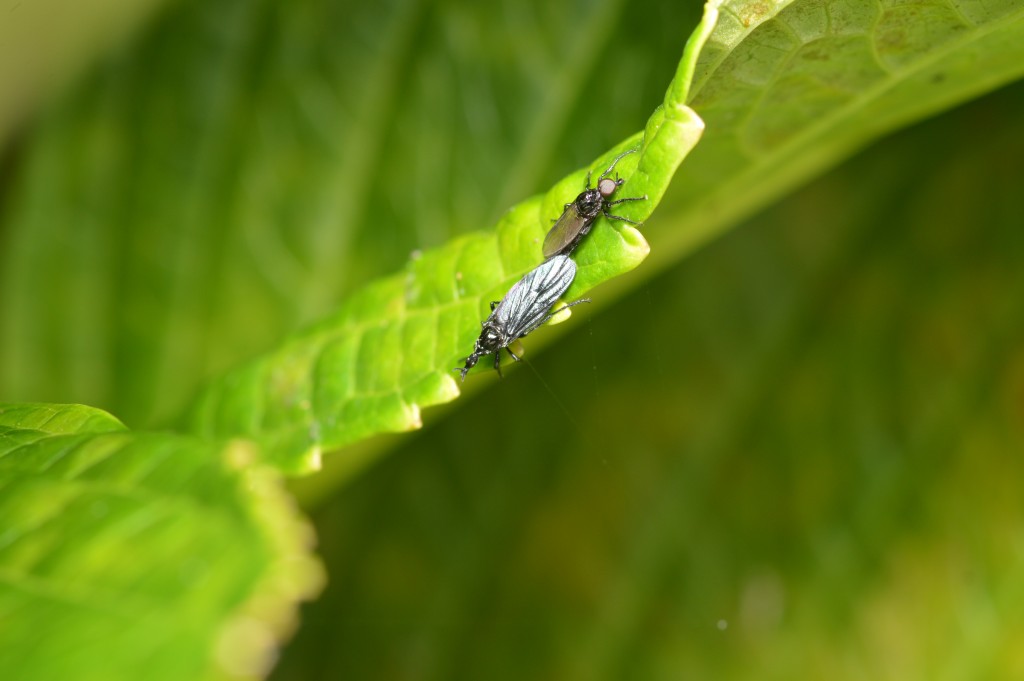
xmin=457 ymin=255 xmax=589 ymax=381
xmin=543 ymin=147 xmax=648 ymax=258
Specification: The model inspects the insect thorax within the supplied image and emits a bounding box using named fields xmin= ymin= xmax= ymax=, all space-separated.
xmin=475 ymin=321 xmax=508 ymax=353
xmin=576 ymin=189 xmax=604 ymax=218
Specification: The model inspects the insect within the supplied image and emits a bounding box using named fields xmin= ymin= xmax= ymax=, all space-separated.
xmin=542 ymin=147 xmax=648 ymax=258
xmin=457 ymin=255 xmax=589 ymax=381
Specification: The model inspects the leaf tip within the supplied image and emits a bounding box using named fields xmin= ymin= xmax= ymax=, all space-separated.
xmin=304 ymin=444 xmax=324 ymax=473
xmin=436 ymin=372 xmax=462 ymax=402
xmin=618 ymin=224 xmax=651 ymax=261
xmin=214 ymin=617 xmax=280 ymax=678
xmin=278 ymin=441 xmax=323 ymax=475
xmin=546 ymin=303 xmax=575 ymax=326
xmin=224 ymin=439 xmax=260 ymax=469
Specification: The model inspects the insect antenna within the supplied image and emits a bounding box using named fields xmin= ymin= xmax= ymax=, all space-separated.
xmin=598 ymin=147 xmax=638 ymax=182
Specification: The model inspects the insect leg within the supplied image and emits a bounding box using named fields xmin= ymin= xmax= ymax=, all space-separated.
xmin=603 ymin=211 xmax=641 ymax=225
xmin=603 ymin=197 xmax=647 ymax=225
xmin=541 ymin=298 xmax=591 ymax=324
xmin=605 ymin=194 xmax=646 ymax=206
xmin=506 ymin=347 xmax=522 ymax=362
xmin=490 ymin=300 xmax=501 ymax=311
xmin=599 ymin=148 xmax=638 ymax=180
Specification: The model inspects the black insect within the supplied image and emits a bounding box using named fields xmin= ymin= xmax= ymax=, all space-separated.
xmin=457 ymin=255 xmax=588 ymax=381
xmin=543 ymin=147 xmax=648 ymax=259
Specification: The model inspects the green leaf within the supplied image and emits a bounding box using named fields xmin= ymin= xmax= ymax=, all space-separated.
xmin=667 ymin=0 xmax=1024 ymax=260
xmin=185 ymin=9 xmax=713 ymax=475
xmin=0 ymin=401 xmax=127 ymax=435
xmin=0 ymin=403 xmax=322 ymax=681
xmin=1 ymin=0 xmax=708 ymax=429
xmin=2 ymin=0 xmax=1024 ymax=480
xmin=197 ymin=0 xmax=1024 ymax=475
xmin=272 ymin=78 xmax=1024 ymax=681
xmin=0 ymin=0 xmax=168 ymax=146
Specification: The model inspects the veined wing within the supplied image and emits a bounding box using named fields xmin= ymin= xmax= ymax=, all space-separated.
xmin=542 ymin=203 xmax=590 ymax=258
xmin=496 ymin=255 xmax=577 ymax=339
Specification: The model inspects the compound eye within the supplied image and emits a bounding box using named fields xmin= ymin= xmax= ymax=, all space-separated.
xmin=598 ymin=177 xmax=618 ymax=197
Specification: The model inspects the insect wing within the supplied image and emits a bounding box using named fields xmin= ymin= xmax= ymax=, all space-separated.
xmin=495 ymin=255 xmax=577 ymax=339
xmin=543 ymin=203 xmax=591 ymax=258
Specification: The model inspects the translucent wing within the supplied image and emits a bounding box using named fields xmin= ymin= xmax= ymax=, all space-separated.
xmin=542 ymin=204 xmax=591 ymax=258
xmin=494 ymin=255 xmax=577 ymax=339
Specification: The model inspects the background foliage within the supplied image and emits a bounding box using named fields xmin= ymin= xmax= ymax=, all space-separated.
xmin=2 ymin=0 xmax=1024 ymax=678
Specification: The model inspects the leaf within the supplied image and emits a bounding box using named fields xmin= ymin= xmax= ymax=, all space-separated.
xmin=0 ymin=403 xmax=322 ymax=681
xmin=185 ymin=9 xmax=713 ymax=475
xmin=0 ymin=0 xmax=168 ymax=146
xmin=3 ymin=0 xmax=1024 ymax=478
xmin=271 ymin=78 xmax=1024 ymax=681
xmin=0 ymin=0 xmax=708 ymax=429
xmin=665 ymin=0 xmax=1024 ymax=260
xmin=197 ymin=0 xmax=1024 ymax=475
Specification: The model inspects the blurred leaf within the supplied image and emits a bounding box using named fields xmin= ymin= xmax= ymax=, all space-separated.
xmin=271 ymin=79 xmax=1024 ymax=681
xmin=0 ymin=403 xmax=322 ymax=681
xmin=0 ymin=0 xmax=168 ymax=147
xmin=663 ymin=0 xmax=1024 ymax=263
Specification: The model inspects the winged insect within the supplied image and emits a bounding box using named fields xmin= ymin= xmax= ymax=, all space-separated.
xmin=542 ymin=147 xmax=647 ymax=258
xmin=457 ymin=255 xmax=588 ymax=381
